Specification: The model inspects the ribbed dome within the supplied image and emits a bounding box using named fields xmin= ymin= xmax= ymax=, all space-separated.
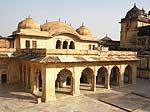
xmin=76 ymin=24 xmax=91 ymax=35
xmin=18 ymin=16 xmax=40 ymax=30
xmin=41 ymin=21 xmax=77 ymax=34
xmin=125 ymin=4 xmax=144 ymax=19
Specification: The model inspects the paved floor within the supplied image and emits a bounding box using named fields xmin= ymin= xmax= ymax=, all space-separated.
xmin=0 ymin=78 xmax=150 ymax=112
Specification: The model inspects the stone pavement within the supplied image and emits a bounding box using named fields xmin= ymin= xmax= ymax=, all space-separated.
xmin=0 ymin=78 xmax=150 ymax=112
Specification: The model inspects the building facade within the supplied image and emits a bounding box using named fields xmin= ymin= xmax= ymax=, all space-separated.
xmin=0 ymin=16 xmax=138 ymax=102
xmin=120 ymin=4 xmax=150 ymax=49
xmin=120 ymin=4 xmax=150 ymax=78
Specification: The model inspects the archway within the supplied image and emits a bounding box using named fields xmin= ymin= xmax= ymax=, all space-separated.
xmin=124 ymin=65 xmax=132 ymax=84
xmin=56 ymin=40 xmax=61 ymax=49
xmin=0 ymin=64 xmax=8 ymax=84
xmin=69 ymin=41 xmax=75 ymax=49
xmin=96 ymin=67 xmax=108 ymax=88
xmin=110 ymin=66 xmax=120 ymax=87
xmin=63 ymin=41 xmax=68 ymax=49
xmin=80 ymin=68 xmax=94 ymax=91
xmin=1 ymin=73 xmax=7 ymax=84
xmin=38 ymin=72 xmax=42 ymax=91
xmin=55 ymin=69 xmax=73 ymax=95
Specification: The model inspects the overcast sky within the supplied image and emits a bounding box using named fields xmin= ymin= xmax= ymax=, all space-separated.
xmin=0 ymin=0 xmax=150 ymax=40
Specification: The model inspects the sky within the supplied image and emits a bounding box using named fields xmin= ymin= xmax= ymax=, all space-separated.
xmin=0 ymin=0 xmax=150 ymax=40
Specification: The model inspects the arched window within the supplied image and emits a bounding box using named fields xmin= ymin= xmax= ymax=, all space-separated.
xmin=63 ymin=41 xmax=68 ymax=49
xmin=56 ymin=40 xmax=61 ymax=49
xmin=69 ymin=41 xmax=75 ymax=49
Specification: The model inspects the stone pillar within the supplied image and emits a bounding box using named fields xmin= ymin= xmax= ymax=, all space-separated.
xmin=41 ymin=66 xmax=56 ymax=102
xmin=91 ymin=75 xmax=96 ymax=92
xmin=30 ymin=64 xmax=38 ymax=95
xmin=105 ymin=74 xmax=110 ymax=89
xmin=72 ymin=76 xmax=80 ymax=96
xmin=71 ymin=67 xmax=80 ymax=96
xmin=119 ymin=73 xmax=124 ymax=87
xmin=119 ymin=65 xmax=125 ymax=87
xmin=131 ymin=64 xmax=137 ymax=84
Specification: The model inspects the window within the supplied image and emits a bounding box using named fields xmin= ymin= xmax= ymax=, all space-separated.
xmin=69 ymin=41 xmax=75 ymax=49
xmin=63 ymin=41 xmax=68 ymax=49
xmin=89 ymin=45 xmax=92 ymax=50
xmin=56 ymin=40 xmax=61 ymax=49
xmin=32 ymin=41 xmax=37 ymax=48
xmin=25 ymin=40 xmax=30 ymax=49
xmin=93 ymin=45 xmax=95 ymax=50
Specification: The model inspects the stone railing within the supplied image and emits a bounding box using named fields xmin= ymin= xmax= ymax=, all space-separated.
xmin=16 ymin=49 xmax=137 ymax=57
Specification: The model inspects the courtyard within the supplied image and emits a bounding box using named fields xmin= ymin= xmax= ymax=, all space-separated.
xmin=0 ymin=78 xmax=150 ymax=112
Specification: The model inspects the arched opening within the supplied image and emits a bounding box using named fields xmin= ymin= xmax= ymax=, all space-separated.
xmin=38 ymin=72 xmax=42 ymax=91
xmin=56 ymin=40 xmax=61 ymax=49
xmin=96 ymin=67 xmax=108 ymax=88
xmin=124 ymin=65 xmax=132 ymax=84
xmin=55 ymin=69 xmax=73 ymax=95
xmin=110 ymin=66 xmax=120 ymax=87
xmin=0 ymin=64 xmax=8 ymax=84
xmin=80 ymin=68 xmax=94 ymax=91
xmin=63 ymin=41 xmax=68 ymax=49
xmin=1 ymin=74 xmax=7 ymax=84
xmin=69 ymin=41 xmax=75 ymax=49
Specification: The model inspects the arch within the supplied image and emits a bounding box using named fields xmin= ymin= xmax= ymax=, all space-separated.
xmin=1 ymin=73 xmax=7 ymax=84
xmin=80 ymin=67 xmax=94 ymax=84
xmin=80 ymin=67 xmax=94 ymax=91
xmin=63 ymin=41 xmax=68 ymax=49
xmin=96 ymin=67 xmax=108 ymax=87
xmin=69 ymin=41 xmax=75 ymax=49
xmin=56 ymin=40 xmax=61 ymax=49
xmin=55 ymin=68 xmax=73 ymax=95
xmin=124 ymin=65 xmax=132 ymax=84
xmin=110 ymin=66 xmax=120 ymax=87
xmin=38 ymin=72 xmax=42 ymax=91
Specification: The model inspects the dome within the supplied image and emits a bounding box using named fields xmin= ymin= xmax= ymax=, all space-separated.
xmin=41 ymin=21 xmax=77 ymax=35
xmin=18 ymin=16 xmax=41 ymax=30
xmin=76 ymin=23 xmax=92 ymax=35
xmin=125 ymin=4 xmax=144 ymax=19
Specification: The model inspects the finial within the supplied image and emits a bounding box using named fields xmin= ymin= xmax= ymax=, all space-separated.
xmin=28 ymin=15 xmax=31 ymax=18
xmin=65 ymin=20 xmax=66 ymax=24
xmin=82 ymin=22 xmax=84 ymax=26
xmin=46 ymin=19 xmax=48 ymax=23
xmin=58 ymin=18 xmax=60 ymax=22
xmin=134 ymin=3 xmax=136 ymax=7
xmin=142 ymin=7 xmax=144 ymax=10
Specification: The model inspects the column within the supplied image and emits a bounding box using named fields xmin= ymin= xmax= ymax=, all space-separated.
xmin=119 ymin=65 xmax=125 ymax=87
xmin=71 ymin=67 xmax=80 ymax=96
xmin=72 ymin=76 xmax=80 ymax=96
xmin=30 ymin=64 xmax=38 ymax=95
xmin=91 ymin=75 xmax=96 ymax=92
xmin=119 ymin=72 xmax=124 ymax=87
xmin=41 ymin=66 xmax=56 ymax=102
xmin=105 ymin=68 xmax=111 ymax=89
xmin=131 ymin=64 xmax=137 ymax=84
xmin=105 ymin=74 xmax=110 ymax=89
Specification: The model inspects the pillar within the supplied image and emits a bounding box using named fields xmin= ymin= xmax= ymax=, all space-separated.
xmin=131 ymin=64 xmax=137 ymax=84
xmin=71 ymin=67 xmax=80 ymax=96
xmin=72 ymin=76 xmax=80 ymax=96
xmin=91 ymin=75 xmax=96 ymax=92
xmin=119 ymin=72 xmax=124 ymax=87
xmin=30 ymin=64 xmax=38 ymax=95
xmin=105 ymin=74 xmax=110 ymax=89
xmin=41 ymin=66 xmax=56 ymax=102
